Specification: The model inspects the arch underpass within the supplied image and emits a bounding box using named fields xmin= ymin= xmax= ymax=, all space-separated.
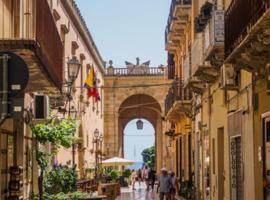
xmin=103 ymin=65 xmax=171 ymax=171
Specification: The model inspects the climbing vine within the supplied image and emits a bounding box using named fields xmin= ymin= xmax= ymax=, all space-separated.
xmin=31 ymin=117 xmax=77 ymax=200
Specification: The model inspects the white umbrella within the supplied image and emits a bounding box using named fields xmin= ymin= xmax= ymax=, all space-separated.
xmin=102 ymin=157 xmax=134 ymax=167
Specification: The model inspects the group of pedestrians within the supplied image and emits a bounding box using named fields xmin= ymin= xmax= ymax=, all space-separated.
xmin=131 ymin=166 xmax=156 ymax=191
xmin=157 ymin=168 xmax=179 ymax=200
xmin=131 ymin=166 xmax=179 ymax=200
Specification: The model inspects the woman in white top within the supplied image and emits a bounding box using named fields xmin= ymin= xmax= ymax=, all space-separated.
xmin=131 ymin=169 xmax=137 ymax=190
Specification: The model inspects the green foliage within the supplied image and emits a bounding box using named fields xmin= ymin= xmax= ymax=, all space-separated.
xmin=31 ymin=118 xmax=76 ymax=170
xmin=108 ymin=170 xmax=120 ymax=182
xmin=141 ymin=146 xmax=156 ymax=168
xmin=30 ymin=117 xmax=77 ymax=199
xmin=31 ymin=118 xmax=76 ymax=148
xmin=122 ymin=169 xmax=131 ymax=177
xmin=44 ymin=191 xmax=88 ymax=200
xmin=44 ymin=165 xmax=78 ymax=195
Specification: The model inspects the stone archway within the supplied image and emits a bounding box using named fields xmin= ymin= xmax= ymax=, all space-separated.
xmin=118 ymin=94 xmax=163 ymax=170
xmin=103 ymin=67 xmax=171 ymax=171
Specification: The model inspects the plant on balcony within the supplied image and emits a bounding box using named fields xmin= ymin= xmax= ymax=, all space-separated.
xmin=194 ymin=1 xmax=213 ymax=33
xmin=31 ymin=117 xmax=77 ymax=200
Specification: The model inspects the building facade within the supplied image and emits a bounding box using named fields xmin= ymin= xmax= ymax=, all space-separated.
xmin=0 ymin=0 xmax=104 ymax=199
xmin=103 ymin=61 xmax=172 ymax=173
xmin=165 ymin=0 xmax=270 ymax=199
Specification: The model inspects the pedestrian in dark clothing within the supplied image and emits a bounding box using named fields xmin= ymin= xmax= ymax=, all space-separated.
xmin=148 ymin=168 xmax=156 ymax=191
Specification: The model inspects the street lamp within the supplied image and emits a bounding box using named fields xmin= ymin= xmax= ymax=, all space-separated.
xmin=93 ymin=129 xmax=102 ymax=178
xmin=136 ymin=119 xmax=143 ymax=130
xmin=67 ymin=56 xmax=81 ymax=86
xmin=67 ymin=56 xmax=80 ymax=167
xmin=94 ymin=128 xmax=100 ymax=139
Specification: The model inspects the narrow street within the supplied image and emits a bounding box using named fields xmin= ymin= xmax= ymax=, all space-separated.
xmin=116 ymin=183 xmax=159 ymax=200
xmin=1 ymin=0 xmax=270 ymax=199
xmin=116 ymin=183 xmax=184 ymax=200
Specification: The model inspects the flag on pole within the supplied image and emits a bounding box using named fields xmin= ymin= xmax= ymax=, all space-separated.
xmin=84 ymin=67 xmax=94 ymax=89
xmin=84 ymin=67 xmax=100 ymax=101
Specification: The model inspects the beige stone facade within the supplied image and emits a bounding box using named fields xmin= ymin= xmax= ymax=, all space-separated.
xmin=0 ymin=0 xmax=104 ymax=199
xmin=165 ymin=0 xmax=270 ymax=199
xmin=103 ymin=64 xmax=172 ymax=172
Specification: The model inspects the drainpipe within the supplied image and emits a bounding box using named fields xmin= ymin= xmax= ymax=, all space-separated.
xmin=0 ymin=54 xmax=9 ymax=125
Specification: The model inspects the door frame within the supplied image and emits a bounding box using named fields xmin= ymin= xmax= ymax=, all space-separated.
xmin=261 ymin=111 xmax=270 ymax=199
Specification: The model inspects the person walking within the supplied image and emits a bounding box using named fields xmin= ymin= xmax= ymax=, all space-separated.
xmin=148 ymin=168 xmax=156 ymax=191
xmin=143 ymin=166 xmax=149 ymax=189
xmin=137 ymin=168 xmax=142 ymax=187
xmin=157 ymin=168 xmax=171 ymax=200
xmin=131 ymin=169 xmax=137 ymax=190
xmin=169 ymin=171 xmax=178 ymax=200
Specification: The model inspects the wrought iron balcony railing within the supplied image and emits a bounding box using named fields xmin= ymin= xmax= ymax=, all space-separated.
xmin=165 ymin=79 xmax=192 ymax=115
xmin=225 ymin=0 xmax=270 ymax=58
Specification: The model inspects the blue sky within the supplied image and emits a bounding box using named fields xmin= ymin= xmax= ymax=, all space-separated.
xmin=75 ymin=0 xmax=170 ymax=161
xmin=76 ymin=0 xmax=171 ymax=67
xmin=124 ymin=119 xmax=155 ymax=162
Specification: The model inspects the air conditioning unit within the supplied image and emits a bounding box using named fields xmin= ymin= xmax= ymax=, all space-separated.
xmin=221 ymin=64 xmax=238 ymax=90
xmin=33 ymin=94 xmax=49 ymax=120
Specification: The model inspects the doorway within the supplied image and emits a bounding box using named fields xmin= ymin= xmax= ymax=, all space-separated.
xmin=217 ymin=127 xmax=225 ymax=200
xmin=0 ymin=129 xmax=14 ymax=200
xmin=263 ymin=116 xmax=270 ymax=199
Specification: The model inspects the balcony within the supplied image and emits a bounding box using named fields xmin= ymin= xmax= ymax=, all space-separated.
xmin=191 ymin=33 xmax=219 ymax=84
xmin=183 ymin=51 xmax=205 ymax=93
xmin=204 ymin=10 xmax=225 ymax=67
xmin=225 ymin=0 xmax=270 ymax=73
xmin=165 ymin=79 xmax=192 ymax=122
xmin=0 ymin=0 xmax=63 ymax=92
xmin=165 ymin=0 xmax=192 ymax=52
xmin=105 ymin=66 xmax=166 ymax=77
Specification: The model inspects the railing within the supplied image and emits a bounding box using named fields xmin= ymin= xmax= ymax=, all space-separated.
xmin=191 ymin=33 xmax=204 ymax=76
xmin=165 ymin=79 xmax=192 ymax=115
xmin=225 ymin=0 xmax=270 ymax=58
xmin=36 ymin=0 xmax=64 ymax=87
xmin=105 ymin=67 xmax=166 ymax=76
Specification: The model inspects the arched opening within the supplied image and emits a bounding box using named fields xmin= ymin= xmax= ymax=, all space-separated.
xmin=117 ymin=94 xmax=163 ymax=170
xmin=123 ymin=118 xmax=155 ymax=169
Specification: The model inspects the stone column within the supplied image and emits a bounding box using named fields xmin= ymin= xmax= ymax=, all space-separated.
xmin=156 ymin=117 xmax=163 ymax=173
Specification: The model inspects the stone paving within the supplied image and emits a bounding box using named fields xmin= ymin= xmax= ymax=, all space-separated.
xmin=116 ymin=183 xmax=184 ymax=200
xmin=116 ymin=183 xmax=159 ymax=200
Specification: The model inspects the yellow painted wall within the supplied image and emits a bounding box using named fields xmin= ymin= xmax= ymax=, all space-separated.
xmin=254 ymin=79 xmax=270 ymax=200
